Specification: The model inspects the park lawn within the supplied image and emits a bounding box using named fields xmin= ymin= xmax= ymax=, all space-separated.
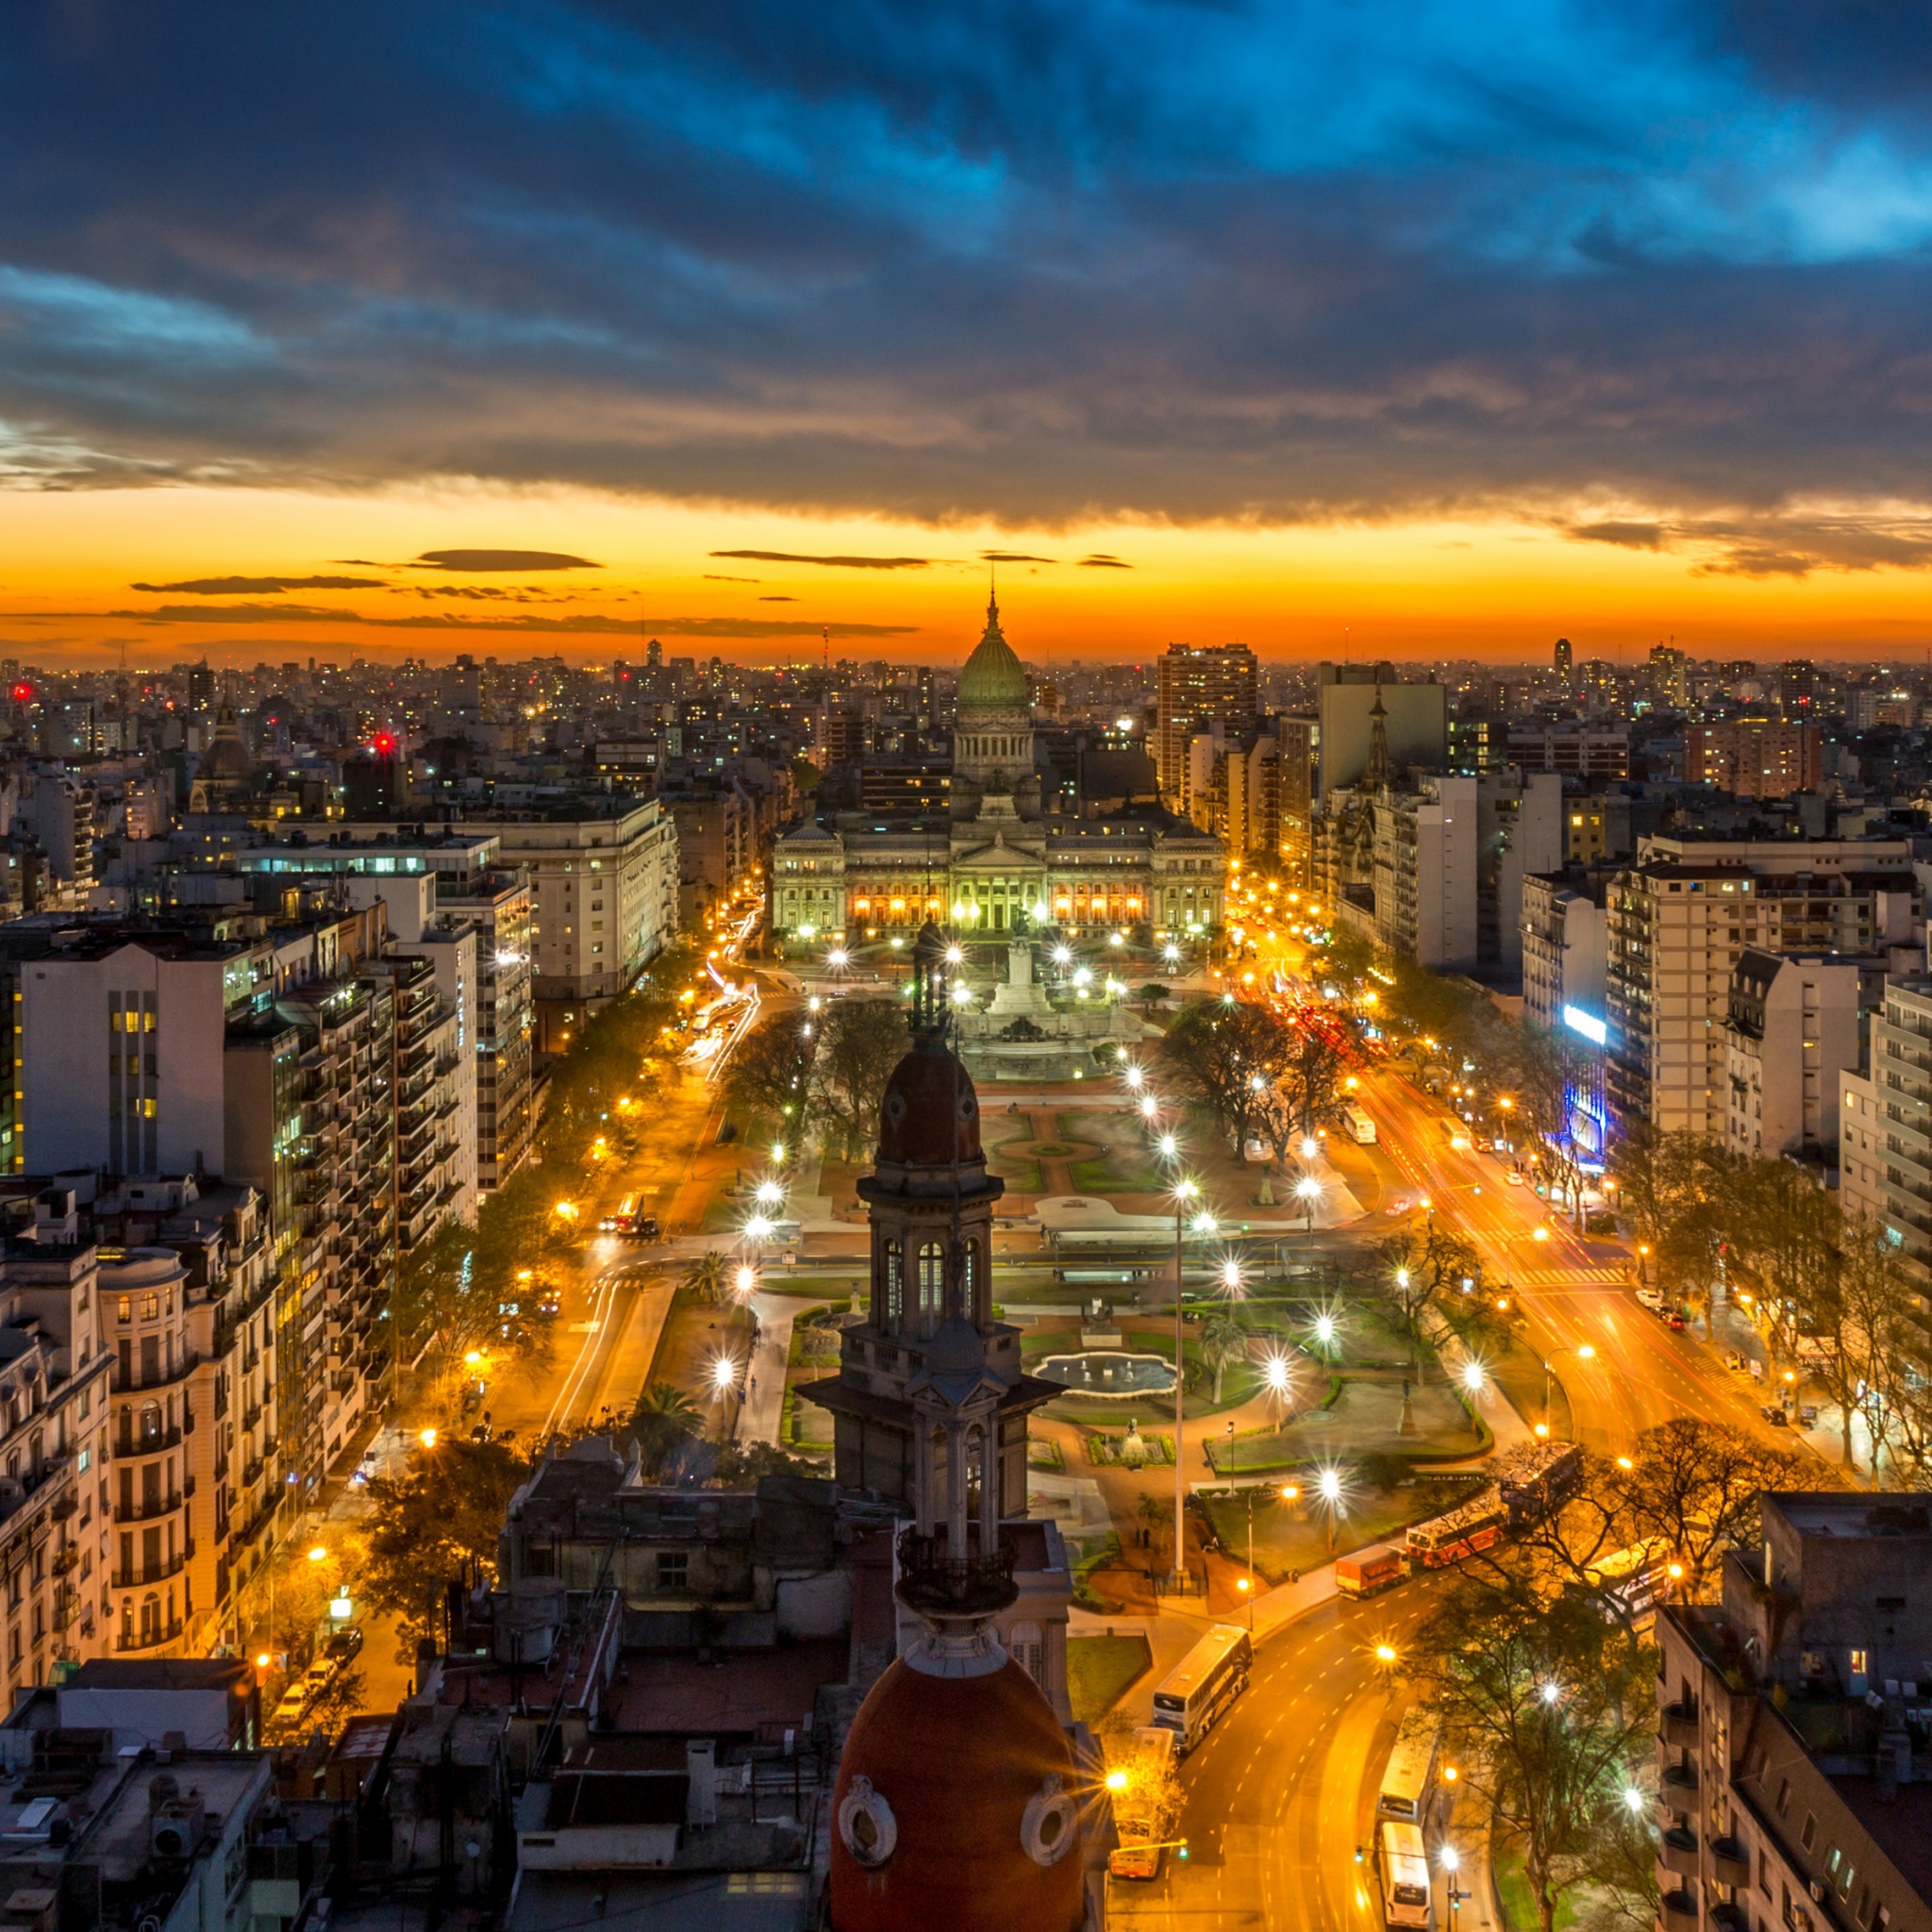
xmin=648 ymin=1291 xmax=756 ymax=1425
xmin=1209 ymin=1376 xmax=1482 ymax=1473
xmin=1060 ymin=1113 xmax=1168 ymax=1194
xmin=1199 ymin=1477 xmax=1483 ymax=1584
xmin=1483 ymin=1328 xmax=1574 ymax=1440
xmin=1493 ymin=1845 xmax=1584 ymax=1932
xmin=986 ymin=1134 xmax=1044 ymax=1193
xmin=758 ymin=1274 xmax=858 ymax=1298
xmin=1067 ymin=1632 xmax=1154 ymax=1724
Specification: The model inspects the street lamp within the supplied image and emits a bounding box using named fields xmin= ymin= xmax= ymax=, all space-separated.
xmin=1461 ymin=1359 xmax=1484 ymax=1437
xmin=1221 ymin=1257 xmax=1243 ymax=1299
xmin=1294 ymin=1174 xmax=1321 ymax=1249
xmin=1317 ymin=1467 xmax=1342 ymax=1549
xmin=1170 ymin=1178 xmax=1200 ymax=1591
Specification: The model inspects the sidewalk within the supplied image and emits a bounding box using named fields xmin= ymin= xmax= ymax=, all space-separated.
xmin=739 ymin=1291 xmax=802 ymax=1444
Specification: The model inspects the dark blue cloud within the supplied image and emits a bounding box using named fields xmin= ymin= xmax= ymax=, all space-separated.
xmin=6 ymin=1 xmax=1932 ymax=563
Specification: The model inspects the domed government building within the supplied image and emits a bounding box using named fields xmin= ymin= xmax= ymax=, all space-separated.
xmin=801 ymin=927 xmax=1108 ymax=1931
xmin=771 ymin=594 xmax=1225 ymax=945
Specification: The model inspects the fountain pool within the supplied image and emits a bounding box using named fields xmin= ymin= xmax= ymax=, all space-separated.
xmin=1035 ymin=1351 xmax=1176 ymax=1400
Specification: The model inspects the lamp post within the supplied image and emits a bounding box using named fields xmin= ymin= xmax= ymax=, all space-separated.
xmin=1295 ymin=1174 xmax=1321 ymax=1252
xmin=1171 ymin=1178 xmax=1198 ymax=1590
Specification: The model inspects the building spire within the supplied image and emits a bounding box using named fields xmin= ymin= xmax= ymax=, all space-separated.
xmin=1365 ymin=669 xmax=1391 ymax=788
xmin=987 ymin=560 xmax=998 ymax=629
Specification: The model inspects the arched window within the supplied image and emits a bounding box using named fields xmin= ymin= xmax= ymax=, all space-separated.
xmin=882 ymin=1243 xmax=904 ymax=1331
xmin=963 ymin=1241 xmax=980 ymax=1307
xmin=917 ymin=1242 xmax=945 ymax=1329
xmin=140 ymin=1403 xmax=161 ymax=1446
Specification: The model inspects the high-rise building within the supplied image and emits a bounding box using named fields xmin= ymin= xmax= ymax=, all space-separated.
xmin=1721 ymin=949 xmax=1879 ymax=1164
xmin=1605 ymin=837 xmax=1917 ymax=1136
xmin=1647 ymin=642 xmax=1689 ymax=708
xmin=1553 ymin=636 xmax=1573 ymax=680
xmin=1156 ymin=643 xmax=1257 ymax=806
xmin=1842 ymin=978 xmax=1932 ymax=1279
xmin=1683 ymin=720 xmax=1824 ymax=800
xmin=1506 ymin=724 xmax=1630 ymax=779
xmin=1312 ymin=666 xmax=1446 ymax=802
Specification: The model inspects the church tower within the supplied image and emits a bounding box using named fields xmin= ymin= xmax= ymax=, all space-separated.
xmin=800 ymin=923 xmax=1058 ymax=1531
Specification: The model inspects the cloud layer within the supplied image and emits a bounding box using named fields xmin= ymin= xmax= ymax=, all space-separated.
xmin=7 ymin=2 xmax=1932 ymax=563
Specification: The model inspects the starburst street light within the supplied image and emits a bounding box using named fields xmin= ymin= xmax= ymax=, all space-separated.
xmin=735 ymin=1264 xmax=758 ymax=1298
xmin=744 ymin=1213 xmax=774 ymax=1241
xmin=1140 ymin=1095 xmax=1158 ymax=1118
xmin=755 ymin=1180 xmax=784 ymax=1208
xmin=1462 ymin=1359 xmax=1485 ymax=1393
xmin=1124 ymin=1065 xmax=1143 ymax=1090
xmin=1158 ymin=1133 xmax=1179 ymax=1160
xmin=1222 ymin=1257 xmax=1243 ymax=1296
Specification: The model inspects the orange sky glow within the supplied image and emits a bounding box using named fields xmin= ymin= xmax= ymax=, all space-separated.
xmin=4 ymin=484 xmax=1927 ymax=672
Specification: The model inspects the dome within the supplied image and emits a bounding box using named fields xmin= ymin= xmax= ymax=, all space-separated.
xmin=924 ymin=1314 xmax=988 ymax=1381
xmin=830 ymin=1652 xmax=1085 ymax=1932
xmin=878 ymin=1041 xmax=982 ymax=1167
xmin=956 ymin=594 xmax=1030 ymax=715
xmin=198 ymin=706 xmax=253 ymax=782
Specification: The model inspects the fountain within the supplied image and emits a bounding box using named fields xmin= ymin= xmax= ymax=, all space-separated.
xmin=1035 ymin=1351 xmax=1177 ymax=1400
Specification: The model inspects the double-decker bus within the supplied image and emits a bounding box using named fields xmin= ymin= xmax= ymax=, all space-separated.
xmin=1148 ymin=1624 xmax=1252 ymax=1755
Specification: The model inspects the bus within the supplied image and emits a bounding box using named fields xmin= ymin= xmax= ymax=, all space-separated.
xmin=1377 ymin=1718 xmax=1441 ymax=1824
xmin=1377 ymin=1821 xmax=1433 ymax=1929
xmin=1336 ymin=1543 xmax=1404 ymax=1600
xmin=1580 ymin=1539 xmax=1669 ymax=1622
xmin=1341 ymin=1104 xmax=1376 ymax=1144
xmin=1148 ymin=1624 xmax=1252 ymax=1755
xmin=1441 ymin=1116 xmax=1472 ymax=1153
xmin=1404 ymin=1492 xmax=1507 ymax=1568
xmin=598 ymin=1194 xmax=658 ymax=1241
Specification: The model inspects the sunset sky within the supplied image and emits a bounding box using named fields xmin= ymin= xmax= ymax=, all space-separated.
xmin=8 ymin=2 xmax=1932 ymax=668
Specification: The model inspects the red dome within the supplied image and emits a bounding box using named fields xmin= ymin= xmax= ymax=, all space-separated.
xmin=829 ymin=1654 xmax=1085 ymax=1932
xmin=877 ymin=1041 xmax=982 ymax=1167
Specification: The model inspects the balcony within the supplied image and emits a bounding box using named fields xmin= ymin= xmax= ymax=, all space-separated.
xmin=1658 ymin=1828 xmax=1699 ymax=1879
xmin=116 ymin=1618 xmax=185 ymax=1652
xmin=1661 ymin=1701 xmax=1700 ymax=1748
xmin=111 ymin=1552 xmax=187 ymax=1588
xmin=115 ymin=1424 xmax=183 ymax=1458
xmin=113 ymin=1492 xmax=183 ymax=1524
xmin=1658 ymin=1890 xmax=1698 ymax=1932
xmin=1709 ymin=1838 xmax=1751 ymax=1887
xmin=112 ymin=1349 xmax=200 ymax=1394
xmin=1660 ymin=1759 xmax=1699 ymax=1796
xmin=50 ymin=1547 xmax=78 ymax=1576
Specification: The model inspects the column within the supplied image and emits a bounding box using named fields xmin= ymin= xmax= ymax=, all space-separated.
xmin=915 ymin=1423 xmax=936 ymax=1539
xmin=945 ymin=1420 xmax=969 ymax=1560
xmin=978 ymin=1416 xmax=1000 ymax=1554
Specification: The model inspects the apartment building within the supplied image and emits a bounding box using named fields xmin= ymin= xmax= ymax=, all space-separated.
xmin=1605 ymin=838 xmax=1918 ymax=1137
xmin=1521 ymin=873 xmax=1607 ymax=1030
xmin=1505 ymin=723 xmax=1630 ymax=779
xmin=459 ymin=801 xmax=677 ymax=1052
xmin=1685 ymin=720 xmax=1824 ymax=800
xmin=1721 ymin=950 xmax=1880 ymax=1165
xmin=1156 ymin=643 xmax=1257 ymax=806
xmin=1655 ymin=1492 xmax=1932 ymax=1932
xmin=1841 ymin=979 xmax=1932 ymax=1277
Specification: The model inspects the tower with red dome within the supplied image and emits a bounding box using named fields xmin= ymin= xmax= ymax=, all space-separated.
xmin=809 ymin=923 xmax=1099 ymax=1929
xmin=799 ymin=922 xmax=1061 ymax=1553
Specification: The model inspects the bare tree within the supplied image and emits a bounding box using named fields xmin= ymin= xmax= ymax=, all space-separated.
xmin=1159 ymin=998 xmax=1288 ymax=1158
xmin=1502 ymin=1022 xmax=1599 ymax=1227
xmin=724 ymin=1009 xmax=815 ymax=1147
xmin=808 ymin=997 xmax=909 ymax=1160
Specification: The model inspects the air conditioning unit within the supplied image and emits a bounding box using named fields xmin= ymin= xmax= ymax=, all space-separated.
xmin=150 ymin=1804 xmax=206 ymax=1860
xmin=1809 ymin=1880 xmax=1828 ymax=1904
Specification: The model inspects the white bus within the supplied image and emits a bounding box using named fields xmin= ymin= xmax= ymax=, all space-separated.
xmin=1341 ymin=1104 xmax=1376 ymax=1144
xmin=1148 ymin=1624 xmax=1252 ymax=1754
xmin=1378 ymin=1820 xmax=1433 ymax=1929
xmin=1377 ymin=1717 xmax=1441 ymax=1824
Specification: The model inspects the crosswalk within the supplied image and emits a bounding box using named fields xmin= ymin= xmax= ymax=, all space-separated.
xmin=1507 ymin=1266 xmax=1630 ymax=1288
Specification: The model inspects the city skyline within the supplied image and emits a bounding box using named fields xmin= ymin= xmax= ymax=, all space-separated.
xmin=12 ymin=7 xmax=1932 ymax=663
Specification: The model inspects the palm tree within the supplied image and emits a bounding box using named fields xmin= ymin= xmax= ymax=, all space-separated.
xmin=680 ymin=1250 xmax=730 ymax=1307
xmin=630 ymin=1381 xmax=703 ymax=1479
xmin=1201 ymin=1314 xmax=1250 ymax=1404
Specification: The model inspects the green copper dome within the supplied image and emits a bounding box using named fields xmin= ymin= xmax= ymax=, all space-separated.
xmin=956 ymin=593 xmax=1030 ymax=714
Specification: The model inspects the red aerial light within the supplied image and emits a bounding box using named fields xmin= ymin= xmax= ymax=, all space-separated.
xmin=373 ymin=731 xmax=397 ymax=757
xmin=9 ymin=684 xmax=31 ymax=705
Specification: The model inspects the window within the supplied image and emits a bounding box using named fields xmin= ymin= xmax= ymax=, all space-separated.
xmin=882 ymin=1243 xmax=903 ymax=1330
xmin=1801 ymin=1813 xmax=1817 ymax=1851
xmin=656 ymin=1550 xmax=690 ymax=1591
xmin=917 ymin=1242 xmax=945 ymax=1327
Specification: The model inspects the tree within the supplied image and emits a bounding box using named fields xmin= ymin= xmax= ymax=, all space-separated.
xmin=680 ymin=1251 xmax=732 ymax=1307
xmin=1611 ymin=1418 xmax=1812 ymax=1600
xmin=1374 ymin=1221 xmax=1484 ymax=1374
xmin=1820 ymin=1218 xmax=1921 ymax=1483
xmin=1249 ymin=1008 xmax=1354 ymax=1168
xmin=1200 ymin=1313 xmax=1248 ymax=1404
xmin=1502 ymin=1023 xmax=1598 ymax=1226
xmin=808 ymin=997 xmax=908 ymax=1159
xmin=1159 ymin=998 xmax=1290 ymax=1158
xmin=724 ymin=1010 xmax=815 ymax=1147
xmin=1416 ymin=1576 xmax=1657 ymax=1932
xmin=629 ymin=1381 xmax=703 ymax=1479
xmin=359 ymin=1439 xmax=528 ymax=1657
xmin=1727 ymin=1158 xmax=1839 ymax=1368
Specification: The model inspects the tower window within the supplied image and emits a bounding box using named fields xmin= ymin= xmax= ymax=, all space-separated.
xmin=918 ymin=1242 xmax=945 ymax=1329
xmin=883 ymin=1242 xmax=904 ymax=1331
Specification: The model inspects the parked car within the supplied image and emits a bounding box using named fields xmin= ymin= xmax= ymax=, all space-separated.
xmin=1760 ymin=1404 xmax=1789 ymax=1427
xmin=1635 ymin=1288 xmax=1664 ymax=1313
xmin=1667 ymin=1310 xmax=1687 ymax=1331
xmin=324 ymin=1626 xmax=365 ymax=1664
xmin=271 ymin=1683 xmax=314 ymax=1729
xmin=1505 ymin=1170 xmax=1524 ymax=1186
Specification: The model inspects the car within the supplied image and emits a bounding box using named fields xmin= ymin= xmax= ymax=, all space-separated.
xmin=1667 ymin=1310 xmax=1687 ymax=1331
xmin=1108 ymin=1844 xmax=1166 ymax=1881
xmin=1724 ymin=1351 xmax=1744 ymax=1373
xmin=1384 ymin=1196 xmax=1411 ymax=1216
xmin=1635 ymin=1288 xmax=1664 ymax=1312
xmin=1760 ymin=1404 xmax=1789 ymax=1427
xmin=1505 ymin=1170 xmax=1524 ymax=1186
xmin=1798 ymin=1405 xmax=1819 ymax=1428
xmin=271 ymin=1684 xmax=313 ymax=1728
xmin=324 ymin=1626 xmax=365 ymax=1664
